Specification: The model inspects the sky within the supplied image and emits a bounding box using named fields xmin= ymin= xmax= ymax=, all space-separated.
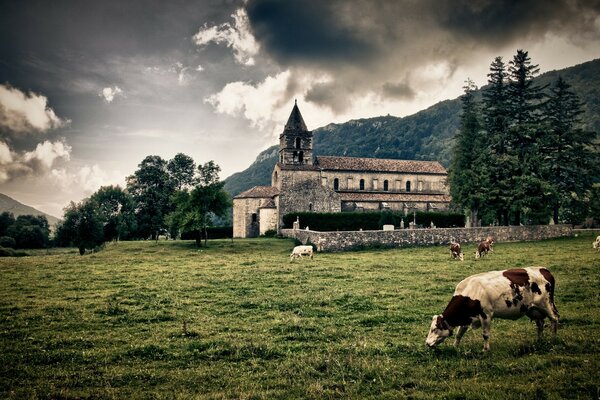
xmin=1 ymin=0 xmax=599 ymax=218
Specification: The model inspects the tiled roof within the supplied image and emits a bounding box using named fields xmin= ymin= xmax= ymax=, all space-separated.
xmin=315 ymin=156 xmax=447 ymax=174
xmin=339 ymin=192 xmax=451 ymax=203
xmin=234 ymin=186 xmax=279 ymax=199
xmin=284 ymin=101 xmax=308 ymax=132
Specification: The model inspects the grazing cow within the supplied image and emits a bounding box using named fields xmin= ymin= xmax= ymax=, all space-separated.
xmin=290 ymin=245 xmax=314 ymax=261
xmin=475 ymin=241 xmax=491 ymax=259
xmin=426 ymin=267 xmax=559 ymax=351
xmin=593 ymin=236 xmax=600 ymax=252
xmin=484 ymin=236 xmax=495 ymax=252
xmin=449 ymin=242 xmax=464 ymax=261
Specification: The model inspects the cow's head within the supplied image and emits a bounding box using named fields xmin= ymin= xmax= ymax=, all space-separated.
xmin=426 ymin=315 xmax=452 ymax=347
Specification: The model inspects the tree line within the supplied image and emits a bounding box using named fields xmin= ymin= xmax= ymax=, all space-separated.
xmin=449 ymin=50 xmax=599 ymax=227
xmin=55 ymin=154 xmax=230 ymax=254
xmin=0 ymin=213 xmax=50 ymax=252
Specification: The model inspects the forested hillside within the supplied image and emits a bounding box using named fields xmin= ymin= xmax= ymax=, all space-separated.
xmin=224 ymin=58 xmax=600 ymax=197
xmin=0 ymin=193 xmax=59 ymax=226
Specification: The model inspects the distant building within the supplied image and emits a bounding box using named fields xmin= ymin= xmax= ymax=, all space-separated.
xmin=233 ymin=102 xmax=450 ymax=238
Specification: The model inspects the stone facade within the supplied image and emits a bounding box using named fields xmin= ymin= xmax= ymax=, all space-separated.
xmin=233 ymin=102 xmax=452 ymax=238
xmin=232 ymin=186 xmax=279 ymax=238
xmin=282 ymin=224 xmax=573 ymax=252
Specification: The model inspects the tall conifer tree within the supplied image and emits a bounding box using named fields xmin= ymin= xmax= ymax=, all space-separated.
xmin=449 ymin=79 xmax=485 ymax=226
xmin=542 ymin=76 xmax=598 ymax=223
xmin=482 ymin=56 xmax=514 ymax=225
xmin=506 ymin=50 xmax=549 ymax=224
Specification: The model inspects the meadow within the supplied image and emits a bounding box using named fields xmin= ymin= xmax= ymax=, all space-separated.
xmin=0 ymin=233 xmax=599 ymax=399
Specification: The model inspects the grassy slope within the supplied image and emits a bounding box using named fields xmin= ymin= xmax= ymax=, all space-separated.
xmin=1 ymin=235 xmax=599 ymax=399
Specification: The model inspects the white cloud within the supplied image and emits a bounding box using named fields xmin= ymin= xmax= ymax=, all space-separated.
xmin=193 ymin=8 xmax=259 ymax=66
xmin=0 ymin=139 xmax=72 ymax=183
xmin=0 ymin=83 xmax=69 ymax=134
xmin=196 ymin=65 xmax=204 ymax=72
xmin=100 ymin=86 xmax=124 ymax=103
xmin=51 ymin=164 xmax=123 ymax=194
xmin=205 ymin=71 xmax=293 ymax=133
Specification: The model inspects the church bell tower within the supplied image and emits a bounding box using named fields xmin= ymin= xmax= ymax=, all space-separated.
xmin=279 ymin=100 xmax=313 ymax=166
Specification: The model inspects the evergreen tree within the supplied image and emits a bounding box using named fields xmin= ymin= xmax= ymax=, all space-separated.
xmin=449 ymin=79 xmax=486 ymax=226
xmin=506 ymin=50 xmax=549 ymax=224
xmin=542 ymin=76 xmax=599 ymax=224
xmin=482 ymin=56 xmax=514 ymax=225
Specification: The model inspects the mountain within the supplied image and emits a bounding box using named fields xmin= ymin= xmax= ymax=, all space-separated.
xmin=224 ymin=58 xmax=600 ymax=197
xmin=0 ymin=193 xmax=60 ymax=226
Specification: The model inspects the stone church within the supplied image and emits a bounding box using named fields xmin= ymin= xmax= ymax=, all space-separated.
xmin=233 ymin=102 xmax=451 ymax=238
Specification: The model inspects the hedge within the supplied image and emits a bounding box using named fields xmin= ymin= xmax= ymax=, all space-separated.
xmin=283 ymin=211 xmax=464 ymax=231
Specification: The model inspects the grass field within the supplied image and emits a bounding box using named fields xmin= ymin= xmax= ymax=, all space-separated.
xmin=1 ymin=234 xmax=599 ymax=399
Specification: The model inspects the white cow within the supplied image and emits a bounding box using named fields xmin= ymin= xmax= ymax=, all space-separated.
xmin=290 ymin=245 xmax=314 ymax=261
xmin=593 ymin=236 xmax=600 ymax=252
xmin=426 ymin=267 xmax=559 ymax=351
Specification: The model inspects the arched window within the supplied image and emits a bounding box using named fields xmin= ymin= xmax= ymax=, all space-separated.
xmin=309 ymin=203 xmax=313 ymax=212
xmin=251 ymin=213 xmax=257 ymax=223
xmin=298 ymin=151 xmax=304 ymax=163
xmin=333 ymin=178 xmax=339 ymax=190
xmin=295 ymin=137 xmax=301 ymax=149
xmin=273 ymin=171 xmax=278 ymax=184
xmin=383 ymin=180 xmax=389 ymax=191
xmin=406 ymin=181 xmax=411 ymax=192
xmin=360 ymin=179 xmax=365 ymax=190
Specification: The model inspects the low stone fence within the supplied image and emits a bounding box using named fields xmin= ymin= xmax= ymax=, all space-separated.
xmin=281 ymin=225 xmax=573 ymax=252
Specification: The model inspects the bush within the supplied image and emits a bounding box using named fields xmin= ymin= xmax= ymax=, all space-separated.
xmin=262 ymin=229 xmax=277 ymax=238
xmin=283 ymin=211 xmax=464 ymax=231
xmin=0 ymin=236 xmax=16 ymax=248
xmin=0 ymin=246 xmax=27 ymax=257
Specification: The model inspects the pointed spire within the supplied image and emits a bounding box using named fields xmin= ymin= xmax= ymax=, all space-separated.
xmin=284 ymin=100 xmax=308 ymax=131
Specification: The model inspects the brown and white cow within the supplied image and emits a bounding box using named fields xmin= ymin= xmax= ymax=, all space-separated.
xmin=475 ymin=240 xmax=491 ymax=259
xmin=449 ymin=242 xmax=464 ymax=261
xmin=484 ymin=236 xmax=495 ymax=252
xmin=426 ymin=267 xmax=559 ymax=351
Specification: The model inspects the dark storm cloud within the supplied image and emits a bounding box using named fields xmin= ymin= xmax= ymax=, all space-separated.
xmin=435 ymin=0 xmax=600 ymax=44
xmin=242 ymin=0 xmax=600 ymax=112
xmin=381 ymin=82 xmax=416 ymax=100
xmin=246 ymin=0 xmax=600 ymax=66
xmin=245 ymin=0 xmax=376 ymax=65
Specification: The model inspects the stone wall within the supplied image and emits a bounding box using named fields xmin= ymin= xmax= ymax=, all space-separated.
xmin=282 ymin=225 xmax=573 ymax=252
xmin=233 ymin=197 xmax=271 ymax=238
xmin=277 ymin=169 xmax=341 ymax=229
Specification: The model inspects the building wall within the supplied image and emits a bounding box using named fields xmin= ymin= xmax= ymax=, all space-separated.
xmin=279 ymin=131 xmax=313 ymax=165
xmin=276 ymin=169 xmax=341 ymax=229
xmin=282 ymin=224 xmax=573 ymax=252
xmin=233 ymin=197 xmax=272 ymax=238
xmin=320 ymin=170 xmax=447 ymax=193
xmin=259 ymin=208 xmax=278 ymax=235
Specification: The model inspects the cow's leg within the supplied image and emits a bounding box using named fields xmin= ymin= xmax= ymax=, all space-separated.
xmin=454 ymin=325 xmax=469 ymax=347
xmin=480 ymin=315 xmax=492 ymax=351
